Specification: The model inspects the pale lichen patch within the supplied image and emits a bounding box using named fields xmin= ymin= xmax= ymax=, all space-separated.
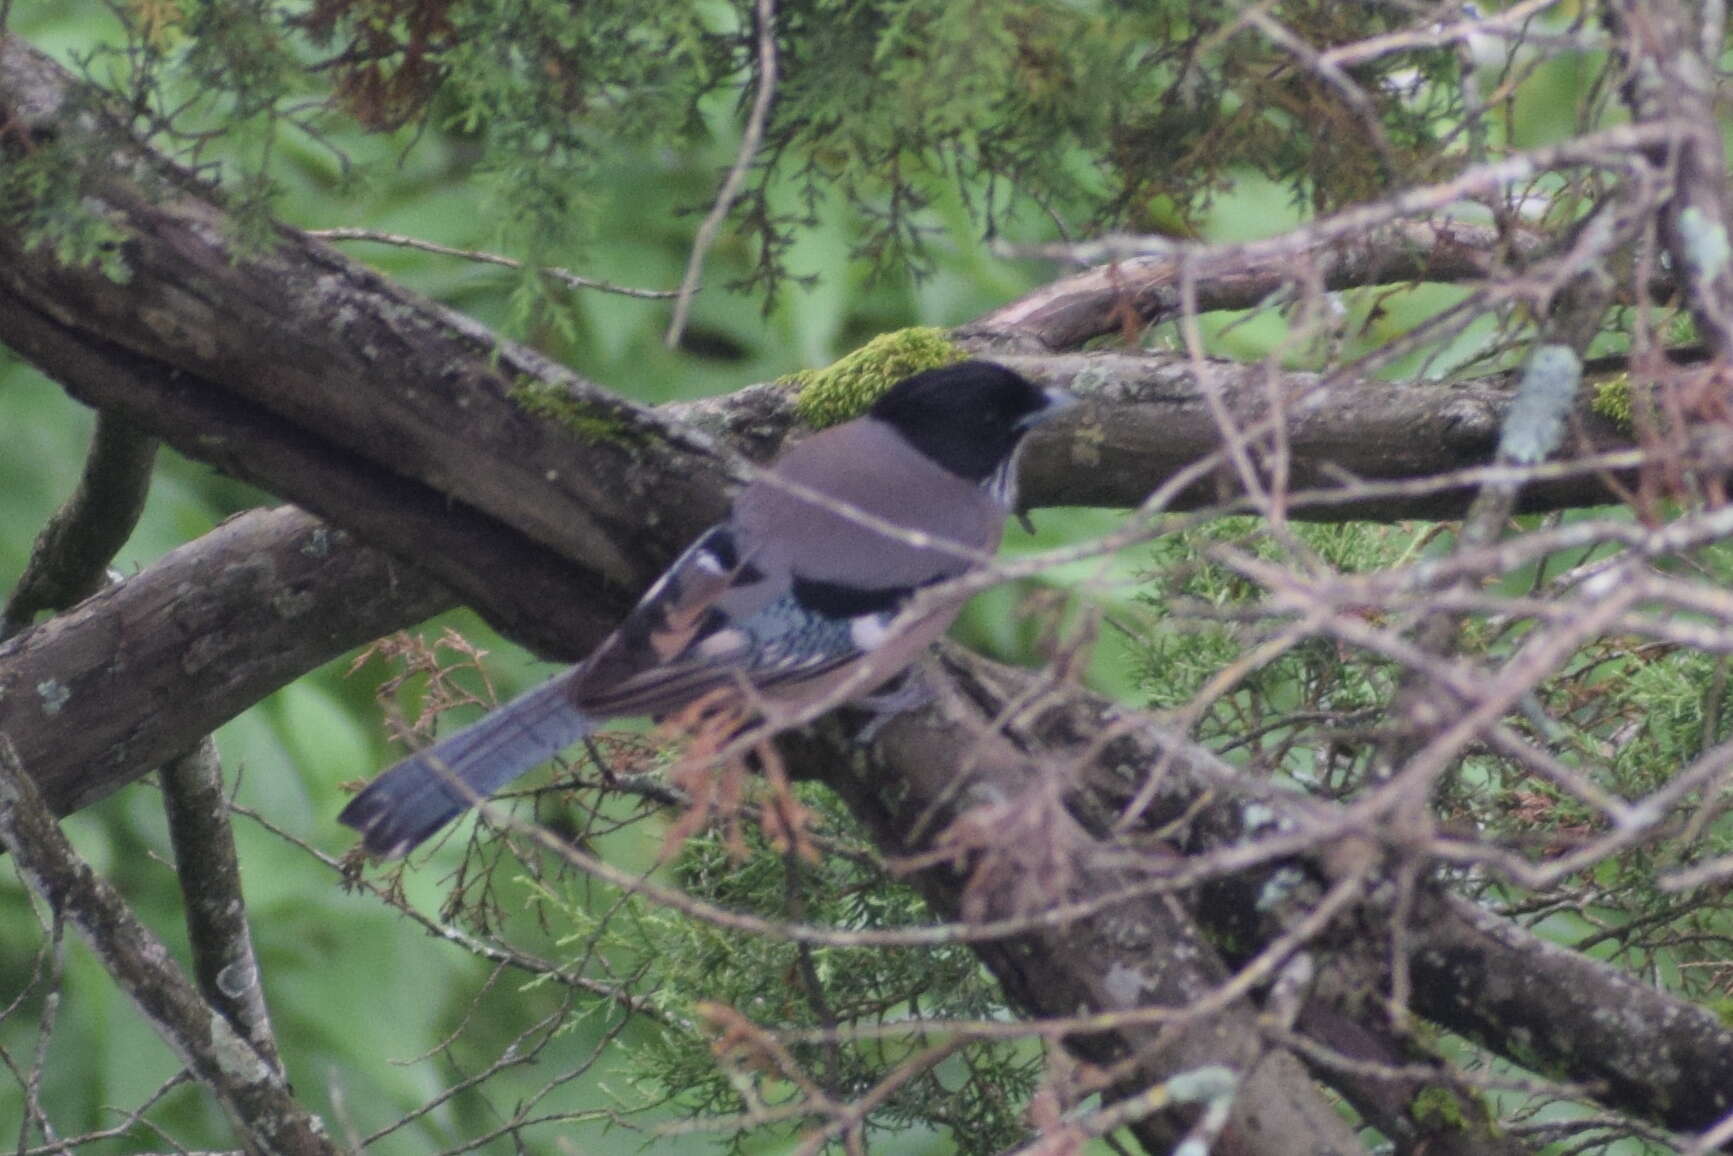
xmin=36 ymin=680 xmax=70 ymax=715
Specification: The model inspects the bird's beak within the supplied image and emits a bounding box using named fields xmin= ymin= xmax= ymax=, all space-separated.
xmin=1020 ymin=387 xmax=1078 ymax=428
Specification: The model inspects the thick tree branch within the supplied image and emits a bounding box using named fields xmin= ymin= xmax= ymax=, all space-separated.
xmin=0 ymin=34 xmax=724 ymax=658
xmin=0 ymin=284 xmax=631 ymax=661
xmin=1408 ymin=889 xmax=1733 ymax=1135
xmin=0 ymin=35 xmax=1638 ymax=655
xmin=995 ymin=351 xmax=1631 ymax=521
xmin=974 ymin=116 xmax=1691 ymax=358
xmin=0 ymin=505 xmax=449 ymax=817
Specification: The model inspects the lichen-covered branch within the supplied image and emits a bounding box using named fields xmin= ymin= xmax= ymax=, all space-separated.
xmin=0 ymin=33 xmax=726 ymax=658
xmin=0 ymin=505 xmax=450 ymax=818
xmin=160 ymin=738 xmax=283 ymax=1076
xmin=1407 ymin=889 xmax=1733 ymax=1135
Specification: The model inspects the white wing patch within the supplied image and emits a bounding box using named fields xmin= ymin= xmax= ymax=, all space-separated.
xmin=849 ymin=612 xmax=897 ymax=652
xmin=691 ymin=546 xmax=731 ymax=575
xmin=695 ymin=625 xmax=751 ymax=658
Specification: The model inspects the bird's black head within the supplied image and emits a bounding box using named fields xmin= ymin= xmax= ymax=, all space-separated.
xmin=869 ymin=361 xmax=1071 ymax=483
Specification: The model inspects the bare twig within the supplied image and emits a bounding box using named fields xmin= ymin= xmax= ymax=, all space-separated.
xmin=307 ymin=228 xmax=678 ymax=298
xmin=664 ymin=0 xmax=778 ymax=347
xmin=1320 ymin=0 xmax=1574 ymax=69
xmin=1001 ymin=122 xmax=1682 ymax=270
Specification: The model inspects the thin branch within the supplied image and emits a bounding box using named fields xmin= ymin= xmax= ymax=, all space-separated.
xmin=227 ymin=794 xmax=666 ymax=1015
xmin=1000 ymin=122 xmax=1681 ymax=267
xmin=307 ymin=228 xmax=678 ymax=298
xmin=0 ymin=736 xmax=336 ymax=1155
xmin=160 ymin=737 xmax=283 ymax=1076
xmin=664 ymin=0 xmax=778 ymax=348
xmin=1243 ymin=8 xmax=1398 ymax=176
xmin=2 ymin=410 xmax=156 ymax=639
xmin=967 ymin=219 xmax=1547 ymax=351
xmin=18 ymin=907 xmax=63 ymax=1153
xmin=1320 ymin=0 xmax=1573 ymax=68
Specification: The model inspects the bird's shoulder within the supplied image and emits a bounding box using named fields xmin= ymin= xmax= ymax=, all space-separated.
xmin=733 ymin=417 xmax=1000 ymax=579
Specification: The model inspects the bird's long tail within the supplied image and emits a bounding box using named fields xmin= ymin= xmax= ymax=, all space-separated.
xmin=338 ymin=676 xmax=592 ymax=859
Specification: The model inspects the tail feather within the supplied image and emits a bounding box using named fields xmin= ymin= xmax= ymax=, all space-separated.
xmin=339 ymin=676 xmax=592 ymax=859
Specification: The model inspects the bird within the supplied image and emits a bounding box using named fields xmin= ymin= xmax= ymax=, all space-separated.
xmin=339 ymin=360 xmax=1074 ymax=859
